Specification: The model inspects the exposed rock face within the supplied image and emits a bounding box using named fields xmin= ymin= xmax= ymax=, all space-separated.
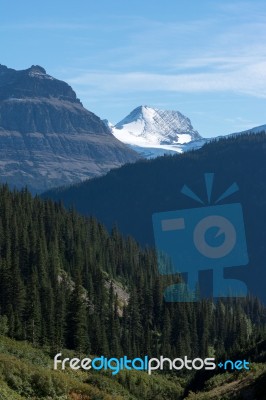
xmin=114 ymin=105 xmax=202 ymax=144
xmin=110 ymin=105 xmax=204 ymax=158
xmin=0 ymin=65 xmax=139 ymax=193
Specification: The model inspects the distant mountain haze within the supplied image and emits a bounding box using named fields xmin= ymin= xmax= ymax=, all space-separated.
xmin=0 ymin=64 xmax=139 ymax=193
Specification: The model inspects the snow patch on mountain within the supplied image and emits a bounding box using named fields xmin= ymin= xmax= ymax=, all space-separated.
xmin=110 ymin=105 xmax=205 ymax=158
xmin=107 ymin=107 xmax=266 ymax=160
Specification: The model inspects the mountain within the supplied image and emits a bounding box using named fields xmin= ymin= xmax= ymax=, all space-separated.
xmin=110 ymin=105 xmax=206 ymax=158
xmin=44 ymin=132 xmax=266 ymax=244
xmin=227 ymin=123 xmax=266 ymax=137
xmin=110 ymin=105 xmax=266 ymax=159
xmin=44 ymin=132 xmax=266 ymax=304
xmin=0 ymin=64 xmax=139 ymax=193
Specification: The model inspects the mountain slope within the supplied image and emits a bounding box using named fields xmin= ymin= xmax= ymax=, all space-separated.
xmin=44 ymin=132 xmax=266 ymax=244
xmin=0 ymin=64 xmax=139 ymax=193
xmin=185 ymin=366 xmax=266 ymax=400
xmin=44 ymin=132 xmax=266 ymax=304
xmin=1 ymin=335 xmax=266 ymax=400
xmin=0 ymin=335 xmax=184 ymax=399
xmin=227 ymin=123 xmax=266 ymax=137
xmin=110 ymin=105 xmax=266 ymax=159
xmin=110 ymin=105 xmax=205 ymax=157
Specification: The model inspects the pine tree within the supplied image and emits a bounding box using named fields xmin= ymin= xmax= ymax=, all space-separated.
xmin=66 ymin=272 xmax=90 ymax=355
xmin=25 ymin=268 xmax=42 ymax=345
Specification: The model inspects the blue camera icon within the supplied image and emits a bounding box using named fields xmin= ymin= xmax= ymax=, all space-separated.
xmin=152 ymin=174 xmax=249 ymax=302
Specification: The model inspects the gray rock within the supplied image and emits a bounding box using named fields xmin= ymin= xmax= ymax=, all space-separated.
xmin=0 ymin=65 xmax=139 ymax=193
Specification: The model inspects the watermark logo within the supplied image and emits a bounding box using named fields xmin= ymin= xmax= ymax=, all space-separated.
xmin=152 ymin=173 xmax=249 ymax=302
xmin=53 ymin=353 xmax=250 ymax=375
xmin=217 ymin=359 xmax=250 ymax=371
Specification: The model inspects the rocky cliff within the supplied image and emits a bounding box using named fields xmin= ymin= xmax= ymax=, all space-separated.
xmin=0 ymin=64 xmax=139 ymax=192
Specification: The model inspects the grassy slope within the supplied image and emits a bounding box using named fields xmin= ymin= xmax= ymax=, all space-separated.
xmin=185 ymin=364 xmax=266 ymax=400
xmin=0 ymin=336 xmax=184 ymax=399
xmin=0 ymin=335 xmax=266 ymax=399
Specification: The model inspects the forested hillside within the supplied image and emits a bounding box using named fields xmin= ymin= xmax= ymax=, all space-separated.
xmin=44 ymin=132 xmax=266 ymax=304
xmin=0 ymin=185 xmax=265 ymax=360
xmin=45 ymin=132 xmax=266 ymax=247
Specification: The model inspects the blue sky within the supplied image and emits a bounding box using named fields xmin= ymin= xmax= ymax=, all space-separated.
xmin=1 ymin=0 xmax=266 ymax=137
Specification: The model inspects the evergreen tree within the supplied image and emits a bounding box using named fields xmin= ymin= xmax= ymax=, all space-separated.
xmin=66 ymin=272 xmax=90 ymax=355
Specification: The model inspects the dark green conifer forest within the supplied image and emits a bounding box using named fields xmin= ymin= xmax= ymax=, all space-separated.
xmin=0 ymin=183 xmax=265 ymax=362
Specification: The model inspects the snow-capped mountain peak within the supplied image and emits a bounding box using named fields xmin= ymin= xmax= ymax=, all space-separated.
xmin=111 ymin=105 xmax=204 ymax=158
xmin=114 ymin=105 xmax=201 ymax=145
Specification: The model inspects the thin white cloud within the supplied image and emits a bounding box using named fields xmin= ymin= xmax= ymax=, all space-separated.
xmin=9 ymin=4 xmax=265 ymax=106
xmin=216 ymin=1 xmax=266 ymax=15
xmin=56 ymin=6 xmax=266 ymax=98
xmin=224 ymin=116 xmax=260 ymax=130
xmin=68 ymin=58 xmax=266 ymax=98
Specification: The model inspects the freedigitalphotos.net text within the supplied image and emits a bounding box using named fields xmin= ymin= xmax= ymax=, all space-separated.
xmin=54 ymin=354 xmax=250 ymax=375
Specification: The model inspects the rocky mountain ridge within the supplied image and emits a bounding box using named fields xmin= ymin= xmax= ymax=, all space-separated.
xmin=109 ymin=105 xmax=266 ymax=158
xmin=0 ymin=64 xmax=139 ymax=193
